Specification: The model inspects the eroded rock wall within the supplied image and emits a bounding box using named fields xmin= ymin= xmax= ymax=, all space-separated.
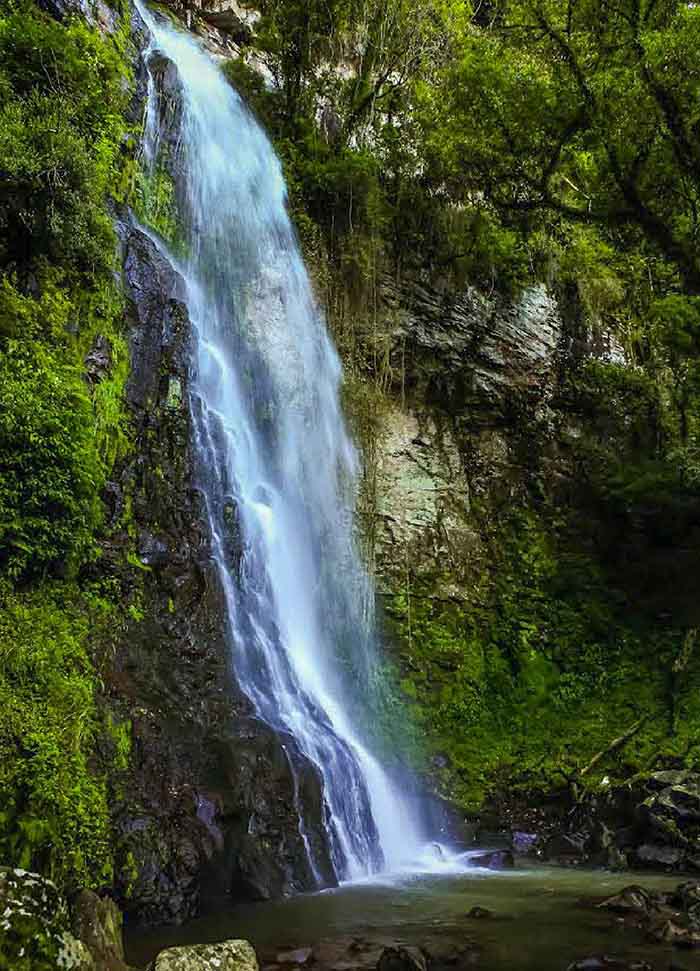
xmin=368 ymin=280 xmax=563 ymax=602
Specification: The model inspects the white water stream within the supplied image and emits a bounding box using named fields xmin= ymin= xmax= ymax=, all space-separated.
xmin=135 ymin=2 xmax=459 ymax=884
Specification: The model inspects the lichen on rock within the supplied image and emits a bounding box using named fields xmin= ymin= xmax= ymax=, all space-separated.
xmin=0 ymin=868 xmax=92 ymax=971
xmin=150 ymin=939 xmax=258 ymax=971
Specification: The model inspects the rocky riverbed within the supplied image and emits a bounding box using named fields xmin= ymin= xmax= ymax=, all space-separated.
xmin=125 ymin=866 xmax=700 ymax=971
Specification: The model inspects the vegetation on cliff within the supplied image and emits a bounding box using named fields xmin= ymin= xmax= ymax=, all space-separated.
xmin=222 ymin=0 xmax=700 ymax=806
xmin=0 ymin=2 xmax=134 ymax=894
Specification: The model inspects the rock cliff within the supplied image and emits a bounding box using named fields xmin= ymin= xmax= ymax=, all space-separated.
xmin=105 ymin=210 xmax=334 ymax=924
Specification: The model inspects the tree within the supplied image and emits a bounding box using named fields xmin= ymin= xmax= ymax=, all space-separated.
xmin=425 ymin=0 xmax=700 ymax=291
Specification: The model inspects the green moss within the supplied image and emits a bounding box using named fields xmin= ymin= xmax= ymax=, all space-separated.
xmin=0 ymin=584 xmax=115 ymax=890
xmin=0 ymin=0 xmax=138 ymax=895
xmin=0 ymin=333 xmax=102 ymax=580
xmin=134 ymin=163 xmax=185 ymax=255
xmin=384 ymin=513 xmax=700 ymax=810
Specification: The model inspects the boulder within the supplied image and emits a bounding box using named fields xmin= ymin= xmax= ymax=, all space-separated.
xmin=0 ymin=868 xmax=94 ymax=971
xmin=646 ymin=771 xmax=694 ymax=792
xmin=647 ymin=919 xmax=700 ymax=947
xmin=649 ymin=781 xmax=700 ymax=825
xmin=376 ymin=946 xmax=427 ymax=971
xmin=511 ymin=831 xmax=538 ymax=855
xmin=672 ymin=882 xmax=700 ymax=910
xmin=636 ymin=844 xmax=685 ymax=868
xmin=150 ymin=940 xmax=258 ymax=971
xmin=468 ymin=850 xmax=514 ymax=870
xmin=466 ymin=906 xmax=493 ymax=919
xmin=71 ymin=889 xmax=128 ymax=971
xmin=597 ymin=886 xmax=651 ymax=916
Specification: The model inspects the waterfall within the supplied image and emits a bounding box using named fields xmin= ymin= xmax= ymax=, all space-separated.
xmin=134 ymin=2 xmax=427 ymax=883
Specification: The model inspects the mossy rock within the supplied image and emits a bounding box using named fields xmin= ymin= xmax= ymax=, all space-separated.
xmin=0 ymin=868 xmax=94 ymax=971
xmin=150 ymin=940 xmax=258 ymax=971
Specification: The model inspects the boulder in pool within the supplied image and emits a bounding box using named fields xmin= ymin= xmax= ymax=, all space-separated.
xmin=275 ymin=948 xmax=314 ymax=966
xmin=647 ymin=918 xmax=700 ymax=947
xmin=150 ymin=940 xmax=258 ymax=971
xmin=466 ymin=905 xmax=494 ymax=919
xmin=376 ymin=945 xmax=427 ymax=971
xmin=468 ymin=850 xmax=514 ymax=870
xmin=596 ymin=886 xmax=651 ymax=916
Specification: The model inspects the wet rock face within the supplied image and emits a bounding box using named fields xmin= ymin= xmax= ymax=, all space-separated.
xmin=213 ymin=721 xmax=336 ymax=900
xmin=146 ymin=50 xmax=186 ymax=181
xmin=106 ymin=220 xmax=332 ymax=924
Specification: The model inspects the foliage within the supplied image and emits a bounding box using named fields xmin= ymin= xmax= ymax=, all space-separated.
xmin=223 ymin=0 xmax=700 ymax=808
xmin=0 ymin=6 xmax=129 ymax=277
xmin=0 ymin=331 xmax=101 ymax=580
xmin=428 ymin=0 xmax=700 ymax=291
xmin=384 ymin=513 xmax=699 ymax=808
xmin=0 ymin=4 xmax=133 ymax=583
xmin=222 ymin=0 xmax=519 ymax=292
xmin=0 ymin=0 xmax=135 ymax=895
xmin=0 ymin=584 xmax=115 ymax=890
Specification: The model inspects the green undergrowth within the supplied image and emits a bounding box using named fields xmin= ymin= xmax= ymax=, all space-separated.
xmin=0 ymin=0 xmax=136 ymax=896
xmin=382 ymin=512 xmax=700 ymax=811
xmin=0 ymin=583 xmax=122 ymax=889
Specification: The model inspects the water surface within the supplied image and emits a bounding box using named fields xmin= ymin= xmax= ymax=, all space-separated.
xmin=127 ymin=866 xmax=699 ymax=970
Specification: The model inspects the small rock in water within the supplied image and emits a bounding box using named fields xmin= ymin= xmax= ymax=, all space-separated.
xmin=511 ymin=831 xmax=538 ymax=854
xmin=276 ymin=949 xmax=313 ymax=966
xmin=468 ymin=850 xmax=515 ymax=870
xmin=421 ymin=937 xmax=480 ymax=966
xmin=566 ymin=958 xmax=653 ymax=970
xmin=647 ymin=919 xmax=700 ymax=948
xmin=376 ymin=945 xmax=427 ymax=971
xmin=596 ymin=886 xmax=651 ymax=916
xmin=466 ymin=906 xmax=493 ymax=919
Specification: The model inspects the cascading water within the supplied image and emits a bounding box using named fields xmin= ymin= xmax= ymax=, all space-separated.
xmin=135 ymin=1 xmax=434 ymax=885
